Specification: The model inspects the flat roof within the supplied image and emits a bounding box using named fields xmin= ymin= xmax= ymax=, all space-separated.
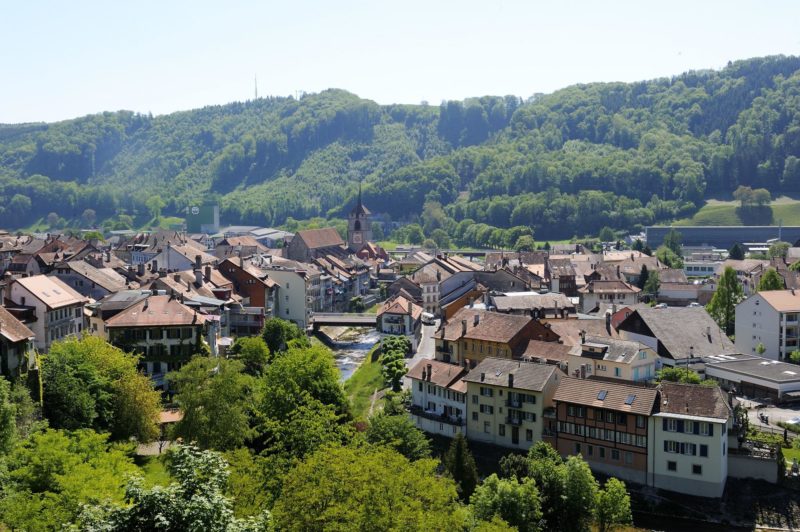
xmin=705 ymin=355 xmax=800 ymax=383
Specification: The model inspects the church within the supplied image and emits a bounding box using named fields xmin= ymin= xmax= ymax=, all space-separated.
xmin=347 ymin=184 xmax=372 ymax=251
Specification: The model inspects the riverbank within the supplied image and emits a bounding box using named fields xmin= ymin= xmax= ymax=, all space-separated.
xmin=343 ymin=343 xmax=387 ymax=420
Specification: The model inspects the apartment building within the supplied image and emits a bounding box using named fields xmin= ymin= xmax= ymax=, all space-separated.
xmin=0 ymin=306 xmax=35 ymax=377
xmin=376 ymin=293 xmax=423 ymax=351
xmin=7 ymin=275 xmax=87 ymax=352
xmin=650 ymin=382 xmax=732 ymax=497
xmin=553 ymin=377 xmax=659 ymax=485
xmin=734 ymin=289 xmax=800 ymax=360
xmin=579 ymin=279 xmax=641 ymax=312
xmin=463 ymin=358 xmax=561 ymax=450
xmin=567 ymin=335 xmax=658 ymax=382
xmin=407 ymin=360 xmax=468 ymax=437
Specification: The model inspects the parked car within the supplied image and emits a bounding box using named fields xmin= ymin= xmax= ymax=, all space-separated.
xmin=421 ymin=312 xmax=435 ymax=325
xmin=688 ymin=302 xmax=701 ymax=308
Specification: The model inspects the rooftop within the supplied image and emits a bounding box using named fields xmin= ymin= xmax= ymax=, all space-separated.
xmin=463 ymin=357 xmax=558 ymax=392
xmin=406 ymin=359 xmax=467 ymax=389
xmin=657 ymin=381 xmax=731 ymax=420
xmin=104 ymin=295 xmax=204 ymax=328
xmin=13 ymin=275 xmax=86 ymax=309
xmin=440 ymin=308 xmax=533 ymax=343
xmin=554 ymin=376 xmax=659 ymax=416
xmin=757 ymin=289 xmax=800 ymax=312
xmin=295 ymin=227 xmax=345 ymax=250
xmin=705 ymin=354 xmax=800 ymax=383
xmin=0 ymin=306 xmax=34 ymax=343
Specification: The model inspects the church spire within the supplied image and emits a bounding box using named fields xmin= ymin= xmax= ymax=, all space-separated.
xmin=357 ymin=179 xmax=362 ymax=209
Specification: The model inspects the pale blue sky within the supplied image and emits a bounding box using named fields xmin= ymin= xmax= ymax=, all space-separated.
xmin=2 ymin=0 xmax=799 ymax=123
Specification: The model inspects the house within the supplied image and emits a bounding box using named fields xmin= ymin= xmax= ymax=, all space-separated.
xmin=491 ymin=291 xmax=576 ymax=319
xmin=579 ymin=280 xmax=641 ymax=312
xmin=553 ymin=377 xmax=658 ymax=485
xmin=617 ymin=307 xmax=736 ymax=367
xmin=214 ymin=235 xmax=269 ymax=259
xmin=88 ymin=290 xmax=150 ymax=340
xmin=257 ymin=257 xmax=324 ymax=329
xmin=218 ymin=257 xmax=276 ymax=312
xmin=0 ymin=306 xmax=35 ymax=377
xmin=734 ymin=290 xmax=800 ymax=360
xmin=376 ymin=294 xmax=423 ymax=351
xmin=285 ymin=227 xmax=346 ymax=262
xmin=704 ymin=353 xmax=800 ymax=402
xmin=463 ymin=358 xmax=561 ymax=450
xmin=104 ymin=294 xmax=207 ymax=386
xmin=7 ymin=275 xmax=87 ymax=352
xmin=518 ymin=339 xmax=573 ymax=369
xmin=51 ymin=260 xmax=127 ymax=300
xmin=548 ymin=258 xmax=577 ymax=297
xmin=407 ymin=360 xmax=468 ymax=437
xmin=116 ymin=231 xmax=204 ymax=266
xmin=651 ymin=382 xmax=732 ymax=498
xmin=149 ymin=244 xmax=218 ymax=273
xmin=434 ymin=308 xmax=559 ymax=366
xmin=567 ymin=336 xmax=658 ymax=383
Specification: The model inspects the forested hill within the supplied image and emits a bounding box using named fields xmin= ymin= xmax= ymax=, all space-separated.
xmin=2 ymin=55 xmax=800 ymax=240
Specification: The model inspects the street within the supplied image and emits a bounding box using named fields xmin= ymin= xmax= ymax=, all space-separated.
xmin=403 ymin=320 xmax=438 ymax=390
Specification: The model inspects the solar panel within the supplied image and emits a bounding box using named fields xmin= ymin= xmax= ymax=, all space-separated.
xmin=597 ymin=390 xmax=607 ymax=401
xmin=625 ymin=394 xmax=636 ymax=405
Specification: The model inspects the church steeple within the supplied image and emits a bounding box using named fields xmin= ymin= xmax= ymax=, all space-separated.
xmin=348 ymin=179 xmax=372 ymax=251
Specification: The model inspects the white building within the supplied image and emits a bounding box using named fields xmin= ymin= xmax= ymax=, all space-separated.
xmin=578 ymin=279 xmax=641 ymax=313
xmin=8 ymin=275 xmax=87 ymax=352
xmin=735 ymin=290 xmax=800 ymax=360
xmin=649 ymin=382 xmax=731 ymax=498
xmin=407 ymin=360 xmax=468 ymax=438
xmin=376 ymin=293 xmax=423 ymax=352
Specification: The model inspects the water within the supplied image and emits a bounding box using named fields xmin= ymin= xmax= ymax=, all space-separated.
xmin=329 ymin=329 xmax=381 ymax=381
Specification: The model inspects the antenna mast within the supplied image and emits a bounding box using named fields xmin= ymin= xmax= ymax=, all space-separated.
xmin=254 ymin=75 xmax=258 ymax=100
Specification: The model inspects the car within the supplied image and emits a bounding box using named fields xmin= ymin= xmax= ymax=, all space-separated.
xmin=654 ymin=303 xmax=668 ymax=309
xmin=688 ymin=302 xmax=701 ymax=308
xmin=787 ymin=416 xmax=800 ymax=425
xmin=421 ymin=312 xmax=436 ymax=325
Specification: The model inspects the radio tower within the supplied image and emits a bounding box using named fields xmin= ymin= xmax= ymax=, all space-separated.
xmin=254 ymin=75 xmax=258 ymax=100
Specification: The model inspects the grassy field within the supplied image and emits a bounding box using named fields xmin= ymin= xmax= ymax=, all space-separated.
xmin=135 ymin=455 xmax=172 ymax=487
xmin=783 ymin=445 xmax=800 ymax=464
xmin=343 ymin=344 xmax=385 ymax=420
xmin=673 ymin=197 xmax=800 ymax=226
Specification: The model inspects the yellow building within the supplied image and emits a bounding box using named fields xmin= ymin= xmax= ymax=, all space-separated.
xmin=567 ymin=335 xmax=658 ymax=382
xmin=463 ymin=358 xmax=561 ymax=450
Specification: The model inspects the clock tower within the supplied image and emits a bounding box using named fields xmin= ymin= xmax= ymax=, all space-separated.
xmin=347 ymin=182 xmax=372 ymax=251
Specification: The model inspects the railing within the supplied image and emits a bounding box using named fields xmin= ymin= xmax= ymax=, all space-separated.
xmin=542 ymin=428 xmax=557 ymax=437
xmin=409 ymin=405 xmax=465 ymax=426
xmin=506 ymin=399 xmax=522 ymax=408
xmin=543 ymin=407 xmax=557 ymax=418
xmin=506 ymin=417 xmax=523 ymax=426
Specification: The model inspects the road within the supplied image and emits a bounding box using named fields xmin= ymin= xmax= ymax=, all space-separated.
xmin=403 ymin=320 xmax=438 ymax=390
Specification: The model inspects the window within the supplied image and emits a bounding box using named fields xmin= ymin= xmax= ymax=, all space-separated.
xmin=614 ymin=367 xmax=621 ymax=377
xmin=667 ymin=461 xmax=677 ymax=472
xmin=472 ymin=395 xmax=478 ymax=404
xmin=700 ymin=444 xmax=708 ymax=457
xmin=575 ymin=443 xmax=582 ymax=455
xmin=480 ymin=387 xmax=493 ymax=397
xmin=665 ymin=441 xmax=678 ymax=453
xmin=606 ymin=411 xmax=615 ymax=423
xmin=599 ymin=447 xmax=606 ymax=458
xmin=685 ymin=420 xmax=694 ymax=434
xmin=596 ymin=409 xmax=604 ymax=420
xmin=625 ymin=394 xmax=636 ymax=406
xmin=611 ymin=449 xmax=620 ymax=461
xmin=418 ymin=381 xmax=422 ymax=391
xmin=526 ymin=429 xmax=533 ymax=442
xmin=682 ymin=443 xmax=697 ymax=456
xmin=472 ymin=412 xmax=478 ymax=421
xmin=587 ymin=445 xmax=594 ymax=456
xmin=666 ymin=418 xmax=678 ymax=432
xmin=616 ymin=413 xmax=627 ymax=425
xmin=692 ymin=464 xmax=702 ymax=475
xmin=499 ymin=424 xmax=506 ymax=436
xmin=636 ymin=415 xmax=646 ymax=429
xmin=597 ymin=390 xmax=608 ymax=401
xmin=624 ymin=452 xmax=633 ymax=465
xmin=484 ymin=421 xmax=490 ymax=433
xmin=479 ymin=404 xmax=494 ymax=415
xmin=700 ymin=422 xmax=710 ymax=436
xmin=639 ymin=351 xmax=647 ymax=359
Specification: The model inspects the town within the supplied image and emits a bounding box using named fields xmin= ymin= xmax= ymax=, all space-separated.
xmin=1 ymin=191 xmax=799 ymax=519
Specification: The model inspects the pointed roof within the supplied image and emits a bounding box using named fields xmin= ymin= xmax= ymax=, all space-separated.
xmin=350 ymin=182 xmax=371 ymax=216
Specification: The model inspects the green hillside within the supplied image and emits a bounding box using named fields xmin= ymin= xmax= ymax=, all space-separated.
xmin=673 ymin=198 xmax=800 ymax=226
xmin=2 ymin=55 xmax=800 ymax=245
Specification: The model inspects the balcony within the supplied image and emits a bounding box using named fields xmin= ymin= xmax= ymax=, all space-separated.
xmin=543 ymin=407 xmax=557 ymax=419
xmin=505 ymin=399 xmax=522 ymax=408
xmin=409 ymin=405 xmax=465 ymax=426
xmin=542 ymin=428 xmax=557 ymax=438
xmin=505 ymin=417 xmax=523 ymax=426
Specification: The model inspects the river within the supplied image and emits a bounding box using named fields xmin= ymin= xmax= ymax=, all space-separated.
xmin=325 ymin=328 xmax=381 ymax=381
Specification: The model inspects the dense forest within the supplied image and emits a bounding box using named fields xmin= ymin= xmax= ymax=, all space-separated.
xmin=1 ymin=55 xmax=800 ymax=241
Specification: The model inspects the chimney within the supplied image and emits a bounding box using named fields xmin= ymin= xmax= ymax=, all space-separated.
xmin=195 ymin=255 xmax=201 ymax=269
xmin=440 ymin=326 xmax=446 ymax=339
xmin=473 ymin=314 xmax=480 ymax=326
xmin=152 ymin=260 xmax=158 ymax=272
xmin=689 ymin=346 xmax=694 ymax=359
xmin=580 ymin=364 xmax=586 ymax=379
xmin=468 ymin=297 xmax=474 ymax=308
xmin=422 ymin=368 xmax=427 ymax=381
xmin=239 ymin=255 xmax=244 ymax=268
xmin=407 ymin=300 xmax=412 ymax=314
xmin=173 ymin=273 xmax=181 ymax=282
xmin=436 ymin=270 xmax=441 ymax=281
xmin=194 ymin=269 xmax=203 ymax=286
xmin=580 ymin=330 xmax=586 ymax=344
xmin=508 ymin=373 xmax=514 ymax=388
xmin=427 ymin=363 xmax=432 ymax=381
xmin=143 ymin=298 xmax=149 ymax=309
xmin=480 ymin=372 xmax=485 ymax=382
xmin=612 ymin=303 xmax=617 ymax=315
xmin=706 ymin=326 xmax=711 ymax=339
xmin=461 ymin=319 xmax=467 ymax=335
xmin=158 ymin=269 xmax=166 ymax=278
xmin=137 ymin=263 xmax=145 ymax=277
xmin=605 ymin=312 xmax=611 ymax=334
xmin=616 ymin=265 xmax=620 ymax=278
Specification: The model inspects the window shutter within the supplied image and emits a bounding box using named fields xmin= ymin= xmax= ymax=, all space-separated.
xmin=677 ymin=420 xmax=684 ymax=433
xmin=708 ymin=424 xmax=714 ymax=437
xmin=664 ymin=440 xmax=668 ymax=452
xmin=662 ymin=418 xmax=667 ymax=431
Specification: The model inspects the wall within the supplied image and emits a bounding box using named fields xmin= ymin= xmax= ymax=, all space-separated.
xmin=646 ymin=226 xmax=800 ymax=249
xmin=466 ymin=380 xmax=547 ymax=451
xmin=727 ymin=453 xmax=780 ymax=483
xmin=266 ymin=270 xmax=309 ymax=329
xmin=735 ymin=294 xmax=782 ymax=359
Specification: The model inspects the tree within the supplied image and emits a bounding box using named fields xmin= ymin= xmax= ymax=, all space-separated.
xmin=662 ymin=228 xmax=683 ymax=256
xmin=81 ymin=208 xmax=97 ymax=227
xmin=272 ymin=445 xmax=461 ymax=531
xmin=707 ymin=266 xmax=744 ymax=336
xmin=229 ymin=336 xmax=270 ymax=376
xmin=42 ymin=336 xmax=160 ymax=442
xmin=768 ymin=241 xmax=790 ymax=259
xmin=756 ymin=343 xmax=766 ymax=355
xmin=431 ymin=228 xmax=452 ymax=249
xmin=168 ymin=357 xmax=256 ymax=451
xmin=514 ymin=235 xmax=536 ymax=252
xmin=758 ymin=268 xmax=784 ymax=291
xmin=405 ymin=223 xmax=425 ymax=245
xmin=561 ymin=456 xmax=599 ymax=532
xmin=636 ymin=265 xmax=649 ymax=290
xmin=733 ymin=185 xmax=755 ymax=208
xmin=656 ymin=245 xmax=683 ymax=269
xmin=470 ymin=473 xmax=543 ymax=532
xmin=83 ymin=230 xmax=105 ymax=241
xmin=632 ymin=239 xmax=644 ymax=252
xmin=643 ymin=270 xmax=660 ymax=296
xmin=47 ymin=212 xmax=60 ymax=227
xmin=595 ymin=478 xmax=632 ymax=532
xmin=729 ymin=243 xmax=745 ymax=260
xmin=145 ymin=194 xmax=166 ymax=220
xmin=790 ymin=350 xmax=800 ymax=364
xmin=657 ymin=366 xmax=702 ymax=384
xmin=78 ymin=444 xmax=270 ymax=531
xmin=444 ymin=433 xmax=479 ymax=501
xmin=0 ymin=377 xmax=17 ymax=453
xmin=1 ymin=429 xmax=138 ymax=531
xmin=498 ymin=452 xmax=531 ymax=481
xmin=598 ymin=226 xmax=615 ymax=242
xmin=366 ymin=412 xmax=430 ymax=460
xmin=261 ymin=317 xmax=308 ymax=356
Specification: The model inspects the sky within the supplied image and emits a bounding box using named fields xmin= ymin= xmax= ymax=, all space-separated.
xmin=2 ymin=0 xmax=799 ymax=123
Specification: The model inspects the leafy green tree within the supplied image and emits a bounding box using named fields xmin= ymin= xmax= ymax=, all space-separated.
xmin=663 ymin=228 xmax=683 ymax=256
xmin=42 ymin=337 xmax=160 ymax=442
xmin=595 ymin=478 xmax=633 ymax=532
xmin=229 ymin=336 xmax=270 ymax=376
xmin=0 ymin=377 xmax=17 ymax=453
xmin=261 ymin=317 xmax=308 ymax=356
xmin=168 ymin=357 xmax=256 ymax=451
xmin=366 ymin=412 xmax=430 ymax=460
xmin=498 ymin=452 xmax=531 ymax=481
xmin=81 ymin=208 xmax=97 ymax=227
xmin=657 ymin=366 xmax=702 ymax=384
xmin=728 ymin=243 xmax=745 ymax=260
xmin=470 ymin=473 xmax=542 ymax=532
xmin=1 ymin=429 xmax=138 ymax=531
xmin=636 ymin=265 xmax=649 ymax=290
xmin=756 ymin=343 xmax=766 ymax=355
xmin=561 ymin=455 xmax=599 ymax=532
xmin=381 ymin=350 xmax=407 ymax=392
xmin=707 ymin=266 xmax=744 ymax=336
xmin=145 ymin=194 xmax=166 ymax=220
xmin=632 ymin=239 xmax=644 ymax=252
xmin=514 ymin=235 xmax=536 ymax=252
xmin=656 ymin=245 xmax=683 ymax=269
xmin=768 ymin=241 xmax=790 ymax=259
xmin=47 ymin=212 xmax=60 ymax=227
xmin=78 ymin=444 xmax=270 ymax=531
xmin=790 ymin=350 xmax=800 ymax=364
xmin=431 ymin=228 xmax=452 ymax=249
xmin=758 ymin=268 xmax=784 ymax=291
xmin=405 ymin=223 xmax=425 ymax=245
xmin=598 ymin=226 xmax=615 ymax=242
xmin=444 ymin=433 xmax=479 ymax=501
xmin=643 ymin=270 xmax=660 ymax=296
xmin=272 ymin=445 xmax=461 ymax=531
xmin=83 ymin=230 xmax=104 ymax=241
